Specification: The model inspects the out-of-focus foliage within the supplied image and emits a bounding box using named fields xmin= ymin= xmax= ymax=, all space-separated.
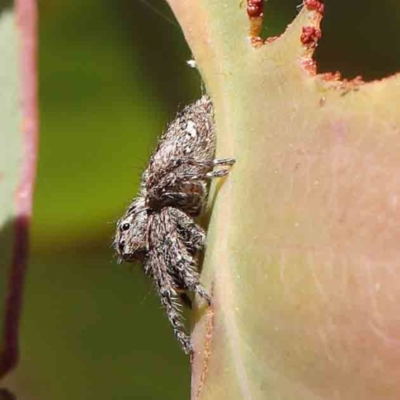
xmin=0 ymin=5 xmax=23 ymax=379
xmin=3 ymin=0 xmax=400 ymax=399
xmin=8 ymin=0 xmax=199 ymax=398
xmin=33 ymin=0 xmax=201 ymax=248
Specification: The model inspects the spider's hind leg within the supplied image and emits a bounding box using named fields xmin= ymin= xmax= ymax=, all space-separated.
xmin=207 ymin=157 xmax=236 ymax=178
xmin=183 ymin=157 xmax=236 ymax=180
xmin=213 ymin=157 xmax=235 ymax=166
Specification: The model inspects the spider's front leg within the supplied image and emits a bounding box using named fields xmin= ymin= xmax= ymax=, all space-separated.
xmin=163 ymin=208 xmax=211 ymax=305
xmin=171 ymin=208 xmax=206 ymax=254
xmin=144 ymin=249 xmax=193 ymax=354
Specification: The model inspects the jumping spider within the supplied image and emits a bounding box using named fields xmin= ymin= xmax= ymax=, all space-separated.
xmin=114 ymin=95 xmax=235 ymax=354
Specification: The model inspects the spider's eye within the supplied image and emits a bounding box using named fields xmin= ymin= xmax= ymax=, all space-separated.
xmin=121 ymin=222 xmax=130 ymax=231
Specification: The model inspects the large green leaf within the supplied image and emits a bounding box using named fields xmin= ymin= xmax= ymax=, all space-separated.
xmin=166 ymin=1 xmax=400 ymax=399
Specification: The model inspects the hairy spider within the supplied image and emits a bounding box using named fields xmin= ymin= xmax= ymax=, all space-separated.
xmin=114 ymin=95 xmax=235 ymax=354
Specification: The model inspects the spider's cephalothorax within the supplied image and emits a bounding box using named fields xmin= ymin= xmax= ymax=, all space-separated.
xmin=114 ymin=95 xmax=235 ymax=354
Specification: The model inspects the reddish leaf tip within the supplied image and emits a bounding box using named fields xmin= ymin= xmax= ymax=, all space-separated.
xmin=300 ymin=57 xmax=318 ymax=75
xmin=246 ymin=0 xmax=263 ymax=19
xmin=300 ymin=26 xmax=322 ymax=48
xmin=247 ymin=0 xmax=264 ymax=40
xmin=304 ymin=0 xmax=325 ymax=16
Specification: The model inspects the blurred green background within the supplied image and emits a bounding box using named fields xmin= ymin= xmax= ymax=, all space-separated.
xmin=4 ymin=0 xmax=400 ymax=399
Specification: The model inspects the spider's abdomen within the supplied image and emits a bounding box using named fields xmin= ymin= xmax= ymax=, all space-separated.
xmin=143 ymin=95 xmax=216 ymax=214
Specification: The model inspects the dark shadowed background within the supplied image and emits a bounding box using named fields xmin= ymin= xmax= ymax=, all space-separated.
xmin=4 ymin=0 xmax=400 ymax=398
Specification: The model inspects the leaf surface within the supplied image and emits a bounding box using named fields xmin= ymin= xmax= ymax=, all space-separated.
xmin=166 ymin=1 xmax=400 ymax=399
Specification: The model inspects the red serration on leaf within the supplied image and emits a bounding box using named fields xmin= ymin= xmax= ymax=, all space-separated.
xmin=304 ymin=0 xmax=325 ymax=15
xmin=246 ymin=0 xmax=263 ymax=18
xmin=301 ymin=26 xmax=322 ymax=48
